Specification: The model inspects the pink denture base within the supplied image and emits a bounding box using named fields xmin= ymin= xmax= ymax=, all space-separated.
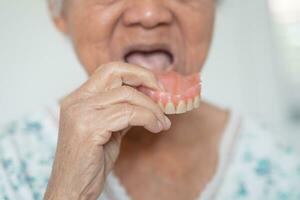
xmin=138 ymin=71 xmax=202 ymax=114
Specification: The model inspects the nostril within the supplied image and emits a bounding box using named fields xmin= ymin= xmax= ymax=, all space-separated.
xmin=122 ymin=4 xmax=173 ymax=28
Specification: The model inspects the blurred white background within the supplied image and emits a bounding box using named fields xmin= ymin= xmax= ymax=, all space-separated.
xmin=0 ymin=0 xmax=299 ymax=143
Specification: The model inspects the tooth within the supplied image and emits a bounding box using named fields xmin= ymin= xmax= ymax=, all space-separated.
xmin=158 ymin=101 xmax=165 ymax=112
xmin=186 ymin=99 xmax=193 ymax=111
xmin=176 ymin=100 xmax=187 ymax=114
xmin=165 ymin=102 xmax=176 ymax=114
xmin=193 ymin=95 xmax=200 ymax=108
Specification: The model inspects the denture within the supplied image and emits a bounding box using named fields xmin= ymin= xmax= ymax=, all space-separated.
xmin=139 ymin=71 xmax=201 ymax=114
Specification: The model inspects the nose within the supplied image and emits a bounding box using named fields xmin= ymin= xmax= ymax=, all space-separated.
xmin=122 ymin=0 xmax=173 ymax=29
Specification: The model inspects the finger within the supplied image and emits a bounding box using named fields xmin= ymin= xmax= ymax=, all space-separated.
xmin=81 ymin=62 xmax=161 ymax=96
xmin=96 ymin=103 xmax=165 ymax=134
xmin=120 ymin=126 xmax=131 ymax=137
xmin=85 ymin=86 xmax=169 ymax=129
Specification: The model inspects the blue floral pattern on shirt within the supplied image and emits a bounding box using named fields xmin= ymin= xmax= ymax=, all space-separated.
xmin=0 ymin=110 xmax=57 ymax=199
xmin=0 ymin=108 xmax=299 ymax=200
xmin=216 ymin=119 xmax=300 ymax=200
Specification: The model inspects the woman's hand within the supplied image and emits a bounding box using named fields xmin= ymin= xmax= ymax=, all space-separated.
xmin=44 ymin=62 xmax=171 ymax=200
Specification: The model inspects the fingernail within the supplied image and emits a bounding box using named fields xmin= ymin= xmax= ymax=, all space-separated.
xmin=164 ymin=116 xmax=171 ymax=129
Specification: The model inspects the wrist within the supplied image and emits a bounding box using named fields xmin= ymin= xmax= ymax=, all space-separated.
xmin=44 ymin=189 xmax=82 ymax=200
xmin=44 ymin=180 xmax=82 ymax=200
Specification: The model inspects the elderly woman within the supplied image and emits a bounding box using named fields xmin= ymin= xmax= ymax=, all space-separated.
xmin=1 ymin=0 xmax=300 ymax=199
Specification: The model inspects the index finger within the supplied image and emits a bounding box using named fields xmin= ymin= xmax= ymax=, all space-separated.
xmin=81 ymin=62 xmax=162 ymax=96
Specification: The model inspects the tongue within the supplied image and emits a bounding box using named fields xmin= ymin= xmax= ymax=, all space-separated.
xmin=126 ymin=51 xmax=172 ymax=71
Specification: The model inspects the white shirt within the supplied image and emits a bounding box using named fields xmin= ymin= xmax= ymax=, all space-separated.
xmin=0 ymin=103 xmax=299 ymax=200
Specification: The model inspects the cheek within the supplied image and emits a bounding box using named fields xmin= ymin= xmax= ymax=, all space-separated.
xmin=181 ymin=7 xmax=215 ymax=72
xmin=64 ymin=4 xmax=121 ymax=75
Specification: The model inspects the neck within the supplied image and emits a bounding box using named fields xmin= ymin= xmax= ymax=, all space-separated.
xmin=115 ymin=101 xmax=230 ymax=187
xmin=123 ymin=101 xmax=229 ymax=151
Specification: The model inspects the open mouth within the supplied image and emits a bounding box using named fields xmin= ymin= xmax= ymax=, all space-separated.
xmin=124 ymin=48 xmax=174 ymax=72
xmin=122 ymin=44 xmax=201 ymax=114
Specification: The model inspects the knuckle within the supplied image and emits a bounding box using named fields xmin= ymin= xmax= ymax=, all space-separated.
xmin=122 ymin=103 xmax=131 ymax=114
xmin=122 ymin=103 xmax=135 ymax=121
xmin=121 ymin=86 xmax=135 ymax=101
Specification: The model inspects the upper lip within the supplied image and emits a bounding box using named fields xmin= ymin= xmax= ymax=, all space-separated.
xmin=122 ymin=43 xmax=175 ymax=64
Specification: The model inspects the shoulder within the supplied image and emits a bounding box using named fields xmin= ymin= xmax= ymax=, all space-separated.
xmin=217 ymin=116 xmax=300 ymax=200
xmin=0 ymin=106 xmax=58 ymax=199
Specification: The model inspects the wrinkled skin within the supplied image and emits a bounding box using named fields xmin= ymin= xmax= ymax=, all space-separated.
xmin=44 ymin=0 xmax=228 ymax=200
xmin=44 ymin=63 xmax=171 ymax=199
xmin=53 ymin=0 xmax=214 ymax=74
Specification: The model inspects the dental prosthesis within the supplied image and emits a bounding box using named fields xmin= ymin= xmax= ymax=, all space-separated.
xmin=139 ymin=71 xmax=201 ymax=115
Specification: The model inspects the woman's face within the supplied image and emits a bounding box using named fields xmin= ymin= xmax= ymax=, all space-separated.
xmin=54 ymin=0 xmax=215 ymax=75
